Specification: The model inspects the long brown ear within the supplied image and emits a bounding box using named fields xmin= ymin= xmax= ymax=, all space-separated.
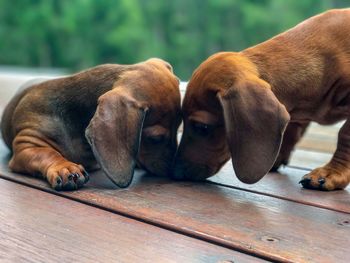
xmin=218 ymin=80 xmax=290 ymax=184
xmin=85 ymin=88 xmax=148 ymax=188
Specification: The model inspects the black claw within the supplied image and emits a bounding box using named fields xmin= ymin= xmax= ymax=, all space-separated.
xmin=68 ymin=174 xmax=73 ymax=181
xmin=318 ymin=178 xmax=326 ymax=185
xmin=318 ymin=178 xmax=326 ymax=190
xmin=72 ymin=173 xmax=79 ymax=183
xmin=299 ymin=178 xmax=311 ymax=184
xmin=54 ymin=176 xmax=63 ymax=191
xmin=299 ymin=177 xmax=311 ymax=187
xmin=83 ymin=170 xmax=90 ymax=183
xmin=56 ymin=176 xmax=62 ymax=185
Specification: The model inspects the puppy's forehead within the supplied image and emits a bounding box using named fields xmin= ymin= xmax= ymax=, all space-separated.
xmin=118 ymin=63 xmax=181 ymax=127
xmin=186 ymin=52 xmax=258 ymax=93
xmin=138 ymin=65 xmax=181 ymax=110
xmin=118 ymin=63 xmax=180 ymax=100
xmin=183 ymin=71 xmax=225 ymax=117
xmin=183 ymin=52 xmax=257 ymax=117
xmin=183 ymin=88 xmax=219 ymax=115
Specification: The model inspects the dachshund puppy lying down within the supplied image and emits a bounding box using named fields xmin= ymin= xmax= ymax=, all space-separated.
xmin=1 ymin=58 xmax=181 ymax=190
xmin=174 ymin=9 xmax=350 ymax=191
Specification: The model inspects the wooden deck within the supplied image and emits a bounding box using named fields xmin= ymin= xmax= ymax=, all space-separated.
xmin=0 ymin=79 xmax=349 ymax=262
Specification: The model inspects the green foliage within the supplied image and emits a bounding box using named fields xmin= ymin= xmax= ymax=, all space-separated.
xmin=0 ymin=0 xmax=349 ymax=79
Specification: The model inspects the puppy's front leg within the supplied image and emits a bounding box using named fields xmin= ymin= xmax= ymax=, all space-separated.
xmin=9 ymin=131 xmax=89 ymax=191
xmin=300 ymin=119 xmax=350 ymax=190
xmin=271 ymin=122 xmax=310 ymax=171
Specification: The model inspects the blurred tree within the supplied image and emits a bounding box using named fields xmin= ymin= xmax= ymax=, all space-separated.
xmin=0 ymin=0 xmax=349 ymax=79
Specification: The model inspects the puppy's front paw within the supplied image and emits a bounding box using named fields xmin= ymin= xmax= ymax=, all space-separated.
xmin=46 ymin=162 xmax=89 ymax=191
xmin=299 ymin=165 xmax=350 ymax=191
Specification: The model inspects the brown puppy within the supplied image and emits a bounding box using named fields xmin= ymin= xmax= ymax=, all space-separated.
xmin=1 ymin=58 xmax=181 ymax=190
xmin=174 ymin=9 xmax=350 ymax=191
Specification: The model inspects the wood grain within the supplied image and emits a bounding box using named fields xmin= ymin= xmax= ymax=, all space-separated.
xmin=209 ymin=161 xmax=350 ymax=213
xmin=288 ymin=149 xmax=332 ymax=169
xmin=0 ymin=178 xmax=260 ymax=263
xmin=0 ymin=144 xmax=349 ymax=263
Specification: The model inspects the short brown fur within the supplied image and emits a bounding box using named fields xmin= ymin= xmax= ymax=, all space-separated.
xmin=175 ymin=9 xmax=350 ymax=191
xmin=1 ymin=58 xmax=181 ymax=190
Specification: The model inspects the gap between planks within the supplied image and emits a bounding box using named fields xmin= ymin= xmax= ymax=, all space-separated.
xmin=0 ymin=178 xmax=264 ymax=263
xmin=0 ymin=169 xmax=348 ymax=263
xmin=0 ymin=174 xmax=279 ymax=263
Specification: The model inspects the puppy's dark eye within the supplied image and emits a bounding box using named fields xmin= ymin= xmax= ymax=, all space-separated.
xmin=191 ymin=121 xmax=213 ymax=136
xmin=146 ymin=135 xmax=166 ymax=144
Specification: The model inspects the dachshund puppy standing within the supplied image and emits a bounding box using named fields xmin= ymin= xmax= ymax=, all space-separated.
xmin=174 ymin=9 xmax=350 ymax=191
xmin=1 ymin=58 xmax=181 ymax=190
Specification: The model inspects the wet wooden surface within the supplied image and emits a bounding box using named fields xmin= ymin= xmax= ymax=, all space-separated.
xmin=0 ymin=178 xmax=256 ymax=263
xmin=1 ymin=80 xmax=349 ymax=263
xmin=0 ymin=140 xmax=349 ymax=263
xmin=209 ymin=159 xmax=350 ymax=213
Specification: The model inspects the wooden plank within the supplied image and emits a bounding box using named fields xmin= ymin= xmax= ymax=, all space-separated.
xmin=207 ymin=148 xmax=349 ymax=213
xmin=288 ymin=149 xmax=332 ymax=169
xmin=0 ymin=142 xmax=349 ymax=263
xmin=0 ymin=178 xmax=257 ymax=263
xmin=178 ymin=115 xmax=349 ymax=213
xmin=208 ymin=148 xmax=350 ymax=213
xmin=209 ymin=160 xmax=350 ymax=213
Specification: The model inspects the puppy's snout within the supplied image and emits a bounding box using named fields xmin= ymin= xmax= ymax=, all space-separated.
xmin=172 ymin=159 xmax=213 ymax=181
xmin=151 ymin=161 xmax=171 ymax=177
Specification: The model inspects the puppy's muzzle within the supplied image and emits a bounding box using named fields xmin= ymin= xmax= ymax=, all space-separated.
xmin=172 ymin=159 xmax=212 ymax=181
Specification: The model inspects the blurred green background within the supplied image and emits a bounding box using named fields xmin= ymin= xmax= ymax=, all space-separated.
xmin=0 ymin=0 xmax=349 ymax=79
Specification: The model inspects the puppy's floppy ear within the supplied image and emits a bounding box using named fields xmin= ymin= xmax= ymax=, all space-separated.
xmin=85 ymin=88 xmax=148 ymax=188
xmin=218 ymin=79 xmax=290 ymax=184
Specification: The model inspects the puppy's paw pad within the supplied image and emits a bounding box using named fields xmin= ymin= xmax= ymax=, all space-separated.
xmin=299 ymin=166 xmax=348 ymax=191
xmin=47 ymin=163 xmax=89 ymax=191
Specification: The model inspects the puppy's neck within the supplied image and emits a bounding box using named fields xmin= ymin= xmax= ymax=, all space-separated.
xmin=240 ymin=49 xmax=293 ymax=112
